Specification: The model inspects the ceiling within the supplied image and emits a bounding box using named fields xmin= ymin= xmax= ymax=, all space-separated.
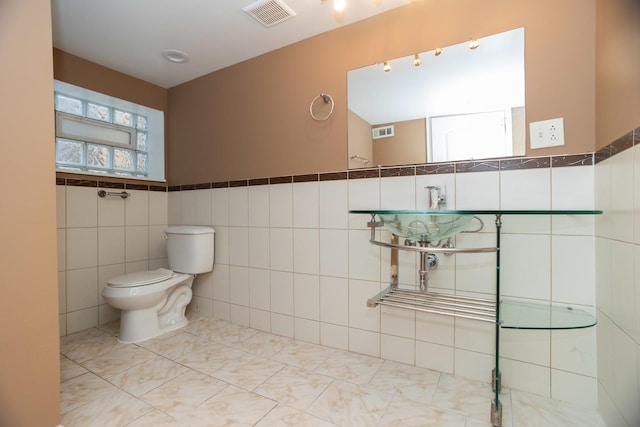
xmin=51 ymin=0 xmax=411 ymax=89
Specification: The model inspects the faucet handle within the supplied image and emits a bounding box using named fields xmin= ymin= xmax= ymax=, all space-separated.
xmin=425 ymin=185 xmax=446 ymax=209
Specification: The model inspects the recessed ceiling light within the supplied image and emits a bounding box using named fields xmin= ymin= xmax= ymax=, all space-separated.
xmin=161 ymin=49 xmax=190 ymax=64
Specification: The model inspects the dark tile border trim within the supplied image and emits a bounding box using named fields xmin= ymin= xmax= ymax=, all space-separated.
xmin=380 ymin=166 xmax=415 ymax=177
xmin=500 ymin=157 xmax=550 ymax=170
xmin=595 ymin=127 xmax=639 ymax=164
xmin=293 ymin=174 xmax=319 ymax=183
xmin=320 ymin=172 xmax=347 ymax=181
xmin=98 ymin=181 xmax=125 ymax=189
xmin=348 ymin=169 xmax=380 ymax=179
xmin=551 ymin=154 xmax=593 ymax=167
xmin=456 ymin=160 xmax=499 ymax=173
xmin=270 ymin=176 xmax=293 ymax=184
xmin=126 ymin=183 xmax=150 ymax=191
xmin=416 ymin=163 xmax=455 ymax=175
xmin=249 ymin=178 xmax=269 ymax=186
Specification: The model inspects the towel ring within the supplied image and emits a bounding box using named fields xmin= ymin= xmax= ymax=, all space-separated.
xmin=309 ymin=93 xmax=334 ymax=121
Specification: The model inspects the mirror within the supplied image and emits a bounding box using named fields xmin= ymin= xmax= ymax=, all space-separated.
xmin=347 ymin=27 xmax=525 ymax=168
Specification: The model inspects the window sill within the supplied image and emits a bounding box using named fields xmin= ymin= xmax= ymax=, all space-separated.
xmin=56 ymin=170 xmax=166 ymax=187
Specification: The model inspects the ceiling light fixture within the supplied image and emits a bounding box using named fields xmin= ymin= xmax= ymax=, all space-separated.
xmin=434 ymin=47 xmax=443 ymax=56
xmin=383 ymin=61 xmax=391 ymax=72
xmin=469 ymin=39 xmax=479 ymax=50
xmin=413 ymin=54 xmax=422 ymax=67
xmin=333 ymin=0 xmax=346 ymax=12
xmin=161 ymin=49 xmax=190 ymax=64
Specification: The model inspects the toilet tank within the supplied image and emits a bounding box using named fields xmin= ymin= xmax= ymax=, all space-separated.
xmin=165 ymin=226 xmax=215 ymax=274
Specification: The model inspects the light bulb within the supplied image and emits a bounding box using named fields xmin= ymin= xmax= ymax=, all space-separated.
xmin=469 ymin=39 xmax=479 ymax=49
xmin=333 ymin=0 xmax=346 ymax=12
xmin=434 ymin=48 xmax=443 ymax=56
xmin=413 ymin=54 xmax=422 ymax=66
xmin=383 ymin=61 xmax=391 ymax=72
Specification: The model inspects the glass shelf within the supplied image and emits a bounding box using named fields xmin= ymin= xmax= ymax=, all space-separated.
xmin=350 ymin=209 xmax=603 ymax=215
xmin=500 ymin=300 xmax=596 ymax=329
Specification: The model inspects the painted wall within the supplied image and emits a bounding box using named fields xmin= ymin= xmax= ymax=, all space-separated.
xmin=347 ymin=110 xmax=373 ymax=168
xmin=0 ymin=0 xmax=60 ymax=425
xmin=594 ymin=1 xmax=640 ymax=426
xmin=595 ymin=0 xmax=640 ymax=148
xmin=53 ymin=49 xmax=169 ymax=178
xmin=168 ymin=0 xmax=596 ymax=185
xmin=373 ymin=118 xmax=426 ymax=166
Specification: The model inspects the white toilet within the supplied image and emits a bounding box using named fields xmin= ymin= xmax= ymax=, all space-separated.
xmin=102 ymin=225 xmax=215 ymax=343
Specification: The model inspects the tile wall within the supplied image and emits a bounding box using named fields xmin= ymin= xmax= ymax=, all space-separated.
xmin=56 ymin=179 xmax=169 ymax=335
xmin=164 ymin=156 xmax=598 ymax=408
xmin=594 ymin=128 xmax=640 ymax=427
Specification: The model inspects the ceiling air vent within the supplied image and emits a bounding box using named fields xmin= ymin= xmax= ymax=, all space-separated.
xmin=242 ymin=0 xmax=296 ymax=27
xmin=372 ymin=125 xmax=395 ymax=139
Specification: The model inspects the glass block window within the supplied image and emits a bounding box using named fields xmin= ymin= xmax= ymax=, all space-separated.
xmin=113 ymin=109 xmax=134 ymax=127
xmin=56 ymin=139 xmax=84 ymax=166
xmin=87 ymin=144 xmax=111 ymax=169
xmin=54 ymin=90 xmax=153 ymax=178
xmin=136 ymin=115 xmax=148 ymax=130
xmin=55 ymin=94 xmax=83 ymax=116
xmin=86 ymin=102 xmax=111 ymax=122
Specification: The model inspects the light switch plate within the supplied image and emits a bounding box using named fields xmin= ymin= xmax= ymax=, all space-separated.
xmin=529 ymin=118 xmax=565 ymax=149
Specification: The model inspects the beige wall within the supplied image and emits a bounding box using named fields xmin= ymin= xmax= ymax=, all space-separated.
xmin=53 ymin=49 xmax=169 ymax=179
xmin=347 ymin=109 xmax=373 ymax=168
xmin=0 ymin=0 xmax=60 ymax=426
xmin=373 ymin=119 xmax=426 ymax=166
xmin=595 ymin=0 xmax=640 ymax=147
xmin=168 ymin=0 xmax=596 ymax=185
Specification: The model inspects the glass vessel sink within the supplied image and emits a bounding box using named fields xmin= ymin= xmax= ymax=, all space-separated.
xmin=376 ymin=212 xmax=473 ymax=242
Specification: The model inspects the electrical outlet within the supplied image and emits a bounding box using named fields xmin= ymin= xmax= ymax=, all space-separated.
xmin=529 ymin=118 xmax=565 ymax=149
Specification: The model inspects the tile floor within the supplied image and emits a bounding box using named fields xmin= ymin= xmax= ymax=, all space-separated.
xmin=59 ymin=313 xmax=606 ymax=426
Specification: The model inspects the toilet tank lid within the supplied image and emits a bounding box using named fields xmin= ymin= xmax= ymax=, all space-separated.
xmin=108 ymin=268 xmax=174 ymax=287
xmin=166 ymin=225 xmax=215 ymax=235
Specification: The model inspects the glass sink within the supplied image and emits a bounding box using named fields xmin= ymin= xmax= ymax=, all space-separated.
xmin=376 ymin=212 xmax=473 ymax=242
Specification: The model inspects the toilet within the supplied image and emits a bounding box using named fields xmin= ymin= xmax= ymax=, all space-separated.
xmin=102 ymin=225 xmax=215 ymax=343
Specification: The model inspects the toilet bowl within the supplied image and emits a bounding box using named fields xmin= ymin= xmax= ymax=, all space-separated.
xmin=102 ymin=269 xmax=195 ymax=343
xmin=102 ymin=226 xmax=215 ymax=343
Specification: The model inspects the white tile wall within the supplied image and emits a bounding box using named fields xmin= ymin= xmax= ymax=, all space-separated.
xmin=596 ymin=142 xmax=640 ymax=427
xmin=57 ymin=184 xmax=168 ymax=335
xmin=162 ymin=164 xmax=600 ymax=409
xmin=56 ymin=160 xmax=606 ymax=412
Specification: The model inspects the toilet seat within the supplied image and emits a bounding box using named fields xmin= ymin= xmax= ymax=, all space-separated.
xmin=108 ymin=268 xmax=175 ymax=288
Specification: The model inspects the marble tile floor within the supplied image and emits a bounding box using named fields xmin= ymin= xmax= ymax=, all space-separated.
xmin=59 ymin=314 xmax=606 ymax=427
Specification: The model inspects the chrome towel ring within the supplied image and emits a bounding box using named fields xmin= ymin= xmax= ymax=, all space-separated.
xmin=309 ymin=93 xmax=334 ymax=121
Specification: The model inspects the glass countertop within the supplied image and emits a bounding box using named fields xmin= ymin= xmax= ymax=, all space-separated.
xmin=500 ymin=300 xmax=596 ymax=329
xmin=350 ymin=209 xmax=603 ymax=215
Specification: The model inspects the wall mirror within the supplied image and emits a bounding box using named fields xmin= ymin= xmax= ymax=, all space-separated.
xmin=347 ymin=27 xmax=525 ymax=168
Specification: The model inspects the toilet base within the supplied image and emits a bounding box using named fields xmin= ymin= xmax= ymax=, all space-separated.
xmin=117 ymin=311 xmax=188 ymax=344
xmin=116 ymin=280 xmax=194 ymax=344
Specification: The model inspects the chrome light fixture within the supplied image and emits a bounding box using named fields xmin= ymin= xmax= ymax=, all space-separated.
xmin=383 ymin=61 xmax=391 ymax=72
xmin=413 ymin=54 xmax=422 ymax=66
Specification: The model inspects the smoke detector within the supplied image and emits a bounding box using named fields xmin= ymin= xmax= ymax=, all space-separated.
xmin=242 ymin=0 xmax=296 ymax=27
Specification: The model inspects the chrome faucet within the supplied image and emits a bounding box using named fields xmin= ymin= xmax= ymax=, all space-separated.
xmin=425 ymin=185 xmax=446 ymax=210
